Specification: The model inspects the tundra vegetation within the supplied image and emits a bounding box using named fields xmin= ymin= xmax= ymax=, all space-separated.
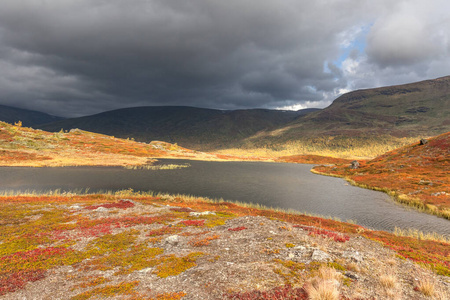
xmin=313 ymin=132 xmax=450 ymax=220
xmin=0 ymin=192 xmax=449 ymax=299
xmin=1 ymin=121 xmax=449 ymax=298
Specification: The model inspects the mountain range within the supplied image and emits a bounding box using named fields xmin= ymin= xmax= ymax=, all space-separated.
xmin=1 ymin=75 xmax=449 ymax=150
xmin=37 ymin=107 xmax=318 ymax=150
xmin=251 ymin=75 xmax=450 ymax=143
xmin=0 ymin=104 xmax=63 ymax=127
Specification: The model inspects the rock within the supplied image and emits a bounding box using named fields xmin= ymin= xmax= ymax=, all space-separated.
xmin=294 ymin=246 xmax=306 ymax=251
xmin=138 ymin=267 xmax=153 ymax=273
xmin=345 ymin=272 xmax=359 ymax=280
xmin=431 ymin=192 xmax=446 ymax=196
xmin=419 ymin=139 xmax=428 ymax=145
xmin=165 ymin=235 xmax=180 ymax=245
xmin=189 ymin=211 xmax=216 ymax=217
xmin=94 ymin=207 xmax=109 ymax=212
xmin=311 ymin=249 xmax=331 ymax=262
xmin=350 ymin=161 xmax=359 ymax=169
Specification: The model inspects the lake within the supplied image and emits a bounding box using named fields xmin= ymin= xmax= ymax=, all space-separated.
xmin=0 ymin=159 xmax=448 ymax=236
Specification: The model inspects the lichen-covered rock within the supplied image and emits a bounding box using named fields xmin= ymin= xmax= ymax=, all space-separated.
xmin=311 ymin=249 xmax=331 ymax=262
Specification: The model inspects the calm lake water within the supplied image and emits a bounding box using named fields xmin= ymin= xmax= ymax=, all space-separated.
xmin=0 ymin=159 xmax=448 ymax=236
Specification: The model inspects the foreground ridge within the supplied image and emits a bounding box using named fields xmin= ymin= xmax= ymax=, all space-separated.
xmin=0 ymin=193 xmax=449 ymax=299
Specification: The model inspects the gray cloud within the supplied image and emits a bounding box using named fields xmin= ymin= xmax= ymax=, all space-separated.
xmin=0 ymin=0 xmax=448 ymax=117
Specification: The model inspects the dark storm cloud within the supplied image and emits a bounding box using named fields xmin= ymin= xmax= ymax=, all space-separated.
xmin=0 ymin=0 xmax=448 ymax=117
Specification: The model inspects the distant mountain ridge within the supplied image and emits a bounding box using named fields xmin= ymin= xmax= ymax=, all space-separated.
xmin=38 ymin=106 xmax=318 ymax=150
xmin=3 ymin=76 xmax=449 ymax=151
xmin=0 ymin=104 xmax=64 ymax=126
xmin=248 ymin=76 xmax=450 ymax=146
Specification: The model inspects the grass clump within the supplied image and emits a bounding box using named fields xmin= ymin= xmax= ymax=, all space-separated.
xmin=154 ymin=252 xmax=204 ymax=278
xmin=305 ymin=266 xmax=341 ymax=300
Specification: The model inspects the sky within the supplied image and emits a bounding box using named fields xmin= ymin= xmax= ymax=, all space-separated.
xmin=0 ymin=0 xmax=449 ymax=117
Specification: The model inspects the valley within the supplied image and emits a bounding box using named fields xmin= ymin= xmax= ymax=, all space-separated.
xmin=0 ymin=76 xmax=449 ymax=299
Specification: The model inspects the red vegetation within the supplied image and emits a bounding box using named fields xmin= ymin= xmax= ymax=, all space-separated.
xmin=0 ymin=150 xmax=51 ymax=161
xmin=314 ymin=132 xmax=450 ymax=216
xmin=188 ymin=234 xmax=220 ymax=247
xmin=295 ymin=225 xmax=350 ymax=243
xmin=180 ymin=220 xmax=205 ymax=226
xmin=363 ymin=230 xmax=450 ymax=276
xmin=225 ymin=284 xmax=308 ymax=299
xmin=0 ymin=269 xmax=46 ymax=295
xmin=84 ymin=200 xmax=135 ymax=210
xmin=228 ymin=226 xmax=247 ymax=232
xmin=0 ymin=247 xmax=76 ymax=295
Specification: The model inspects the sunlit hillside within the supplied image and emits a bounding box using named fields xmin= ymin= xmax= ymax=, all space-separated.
xmin=0 ymin=121 xmax=222 ymax=167
xmin=314 ymin=132 xmax=450 ymax=219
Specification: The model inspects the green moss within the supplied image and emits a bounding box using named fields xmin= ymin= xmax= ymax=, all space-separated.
xmin=86 ymin=229 xmax=139 ymax=256
xmin=155 ymin=252 xmax=204 ymax=278
xmin=0 ymin=235 xmax=50 ymax=257
xmin=273 ymin=259 xmax=306 ymax=285
xmin=342 ymin=277 xmax=352 ymax=287
xmin=327 ymin=261 xmax=346 ymax=271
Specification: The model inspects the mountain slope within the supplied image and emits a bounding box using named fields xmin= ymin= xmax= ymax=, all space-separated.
xmin=314 ymin=132 xmax=450 ymax=219
xmin=0 ymin=104 xmax=64 ymax=126
xmin=252 ymin=76 xmax=450 ymax=143
xmin=38 ymin=106 xmax=318 ymax=150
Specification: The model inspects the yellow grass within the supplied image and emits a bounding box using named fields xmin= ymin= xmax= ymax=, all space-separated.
xmin=306 ymin=266 xmax=341 ymax=300
xmin=218 ymin=135 xmax=419 ymax=160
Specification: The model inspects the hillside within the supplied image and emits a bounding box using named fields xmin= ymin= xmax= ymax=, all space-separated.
xmin=313 ymin=132 xmax=450 ymax=219
xmin=0 ymin=105 xmax=63 ymax=127
xmin=218 ymin=76 xmax=448 ymax=159
xmin=38 ymin=107 xmax=318 ymax=150
xmin=0 ymin=193 xmax=449 ymax=299
xmin=254 ymin=76 xmax=450 ymax=140
xmin=0 ymin=121 xmax=236 ymax=167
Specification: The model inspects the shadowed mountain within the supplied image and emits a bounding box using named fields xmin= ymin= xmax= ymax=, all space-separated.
xmin=248 ymin=76 xmax=450 ymax=145
xmin=0 ymin=104 xmax=64 ymax=127
xmin=38 ymin=106 xmax=318 ymax=150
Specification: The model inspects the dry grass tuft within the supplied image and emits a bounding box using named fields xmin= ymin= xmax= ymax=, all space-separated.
xmin=305 ymin=280 xmax=340 ymax=300
xmin=306 ymin=266 xmax=341 ymax=300
xmin=415 ymin=271 xmax=436 ymax=297
xmin=379 ymin=272 xmax=398 ymax=290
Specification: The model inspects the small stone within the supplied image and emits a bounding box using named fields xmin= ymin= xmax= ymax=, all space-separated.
xmin=139 ymin=268 xmax=153 ymax=273
xmin=419 ymin=139 xmax=428 ymax=145
xmin=189 ymin=211 xmax=216 ymax=217
xmin=350 ymin=161 xmax=359 ymax=169
xmin=293 ymin=246 xmax=306 ymax=251
xmin=311 ymin=249 xmax=331 ymax=262
xmin=165 ymin=235 xmax=180 ymax=245
xmin=94 ymin=207 xmax=109 ymax=212
xmin=345 ymin=272 xmax=359 ymax=280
